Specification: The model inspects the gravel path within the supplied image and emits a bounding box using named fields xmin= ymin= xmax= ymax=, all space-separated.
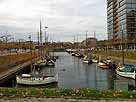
xmin=0 ymin=97 xmax=136 ymax=102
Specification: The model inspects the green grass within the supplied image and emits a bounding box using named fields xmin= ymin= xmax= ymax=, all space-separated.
xmin=0 ymin=88 xmax=136 ymax=99
xmin=94 ymin=51 xmax=136 ymax=60
xmin=0 ymin=52 xmax=38 ymax=73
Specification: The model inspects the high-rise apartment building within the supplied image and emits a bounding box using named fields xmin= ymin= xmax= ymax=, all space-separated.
xmin=107 ymin=0 xmax=136 ymax=40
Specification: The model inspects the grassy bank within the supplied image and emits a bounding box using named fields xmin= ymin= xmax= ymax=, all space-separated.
xmin=94 ymin=51 xmax=136 ymax=60
xmin=0 ymin=52 xmax=38 ymax=73
xmin=0 ymin=88 xmax=136 ymax=99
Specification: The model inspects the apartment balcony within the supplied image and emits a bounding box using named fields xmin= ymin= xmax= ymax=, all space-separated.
xmin=114 ymin=24 xmax=118 ymax=28
xmin=114 ymin=29 xmax=118 ymax=33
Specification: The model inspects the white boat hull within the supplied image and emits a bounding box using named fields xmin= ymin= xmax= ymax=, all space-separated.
xmin=92 ymin=59 xmax=98 ymax=63
xmin=98 ymin=62 xmax=109 ymax=69
xmin=82 ymin=60 xmax=91 ymax=64
xmin=48 ymin=63 xmax=55 ymax=66
xmin=47 ymin=60 xmax=55 ymax=66
xmin=71 ymin=53 xmax=75 ymax=56
xmin=75 ymin=54 xmax=83 ymax=57
xmin=16 ymin=74 xmax=58 ymax=85
xmin=116 ymin=69 xmax=135 ymax=79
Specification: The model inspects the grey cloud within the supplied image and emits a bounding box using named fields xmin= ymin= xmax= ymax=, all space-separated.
xmin=0 ymin=0 xmax=107 ymax=42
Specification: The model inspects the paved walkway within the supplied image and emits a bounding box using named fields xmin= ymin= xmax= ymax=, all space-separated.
xmin=0 ymin=97 xmax=136 ymax=102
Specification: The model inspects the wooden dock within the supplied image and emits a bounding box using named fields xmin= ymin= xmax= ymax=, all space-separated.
xmin=0 ymin=58 xmax=38 ymax=84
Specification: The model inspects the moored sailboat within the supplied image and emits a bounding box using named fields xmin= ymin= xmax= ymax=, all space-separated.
xmin=47 ymin=60 xmax=55 ymax=66
xmin=97 ymin=61 xmax=109 ymax=69
xmin=16 ymin=26 xmax=58 ymax=86
xmin=82 ymin=31 xmax=92 ymax=64
xmin=116 ymin=64 xmax=136 ymax=79
xmin=16 ymin=73 xmax=58 ymax=86
xmin=35 ymin=59 xmax=48 ymax=67
xmin=115 ymin=28 xmax=136 ymax=79
xmin=82 ymin=55 xmax=92 ymax=64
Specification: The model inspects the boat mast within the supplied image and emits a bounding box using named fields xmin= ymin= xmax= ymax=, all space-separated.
xmin=44 ymin=26 xmax=48 ymax=57
xmin=44 ymin=29 xmax=46 ymax=57
xmin=37 ymin=31 xmax=40 ymax=57
xmin=121 ymin=28 xmax=124 ymax=65
xmin=73 ymin=35 xmax=75 ymax=50
xmin=77 ymin=34 xmax=79 ymax=51
xmin=94 ymin=31 xmax=97 ymax=49
xmin=40 ymin=20 xmax=43 ymax=59
xmin=94 ymin=31 xmax=96 ymax=39
xmin=86 ymin=31 xmax=88 ymax=49
xmin=29 ymin=35 xmax=33 ymax=74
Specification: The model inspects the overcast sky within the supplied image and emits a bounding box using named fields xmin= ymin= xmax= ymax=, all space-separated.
xmin=0 ymin=0 xmax=107 ymax=42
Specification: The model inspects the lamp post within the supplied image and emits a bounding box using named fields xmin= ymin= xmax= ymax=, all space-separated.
xmin=44 ymin=26 xmax=48 ymax=57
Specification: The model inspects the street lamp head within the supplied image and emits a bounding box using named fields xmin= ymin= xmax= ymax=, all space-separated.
xmin=45 ymin=26 xmax=48 ymax=29
xmin=7 ymin=35 xmax=11 ymax=37
xmin=28 ymin=35 xmax=31 ymax=41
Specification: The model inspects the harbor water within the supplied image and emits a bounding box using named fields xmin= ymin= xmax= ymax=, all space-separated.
xmin=2 ymin=52 xmax=136 ymax=90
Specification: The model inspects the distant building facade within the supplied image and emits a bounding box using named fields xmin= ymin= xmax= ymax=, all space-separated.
xmin=107 ymin=0 xmax=136 ymax=40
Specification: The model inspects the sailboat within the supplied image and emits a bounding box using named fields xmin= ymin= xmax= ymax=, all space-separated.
xmin=97 ymin=61 xmax=110 ymax=69
xmin=45 ymin=46 xmax=55 ymax=66
xmin=71 ymin=36 xmax=76 ymax=56
xmin=16 ymin=65 xmax=58 ymax=86
xmin=116 ymin=64 xmax=136 ymax=79
xmin=116 ymin=29 xmax=136 ymax=79
xmin=82 ymin=31 xmax=92 ymax=64
xmin=92 ymin=31 xmax=98 ymax=63
xmin=35 ymin=59 xmax=48 ymax=67
xmin=82 ymin=55 xmax=92 ymax=64
xmin=35 ymin=21 xmax=48 ymax=67
xmin=16 ymin=26 xmax=58 ymax=86
xmin=44 ymin=29 xmax=55 ymax=66
xmin=75 ymin=34 xmax=84 ymax=58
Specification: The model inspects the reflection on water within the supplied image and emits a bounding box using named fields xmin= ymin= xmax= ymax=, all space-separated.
xmin=11 ymin=52 xmax=136 ymax=90
xmin=54 ymin=52 xmax=114 ymax=89
xmin=115 ymin=74 xmax=136 ymax=90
